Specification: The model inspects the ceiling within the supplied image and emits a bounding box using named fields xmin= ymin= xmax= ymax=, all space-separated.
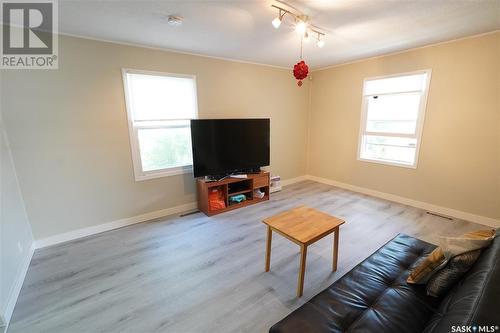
xmin=59 ymin=0 xmax=500 ymax=69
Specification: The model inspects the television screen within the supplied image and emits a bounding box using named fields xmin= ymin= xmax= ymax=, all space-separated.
xmin=190 ymin=119 xmax=270 ymax=177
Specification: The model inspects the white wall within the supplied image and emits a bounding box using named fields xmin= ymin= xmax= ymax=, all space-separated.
xmin=308 ymin=32 xmax=500 ymax=221
xmin=1 ymin=35 xmax=309 ymax=240
xmin=0 ymin=104 xmax=34 ymax=328
xmin=1 ymin=33 xmax=498 ymax=249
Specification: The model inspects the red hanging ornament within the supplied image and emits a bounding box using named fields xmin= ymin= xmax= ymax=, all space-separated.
xmin=293 ymin=60 xmax=309 ymax=87
xmin=293 ymin=36 xmax=309 ymax=87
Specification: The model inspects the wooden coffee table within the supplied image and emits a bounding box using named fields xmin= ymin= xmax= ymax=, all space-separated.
xmin=263 ymin=206 xmax=345 ymax=297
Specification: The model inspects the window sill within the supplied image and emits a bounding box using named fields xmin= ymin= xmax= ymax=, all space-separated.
xmin=135 ymin=165 xmax=193 ymax=181
xmin=357 ymin=157 xmax=417 ymax=169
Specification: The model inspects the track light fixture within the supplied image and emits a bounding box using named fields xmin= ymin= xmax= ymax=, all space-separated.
xmin=316 ymin=32 xmax=325 ymax=48
xmin=272 ymin=17 xmax=281 ymax=28
xmin=271 ymin=4 xmax=326 ymax=48
xmin=295 ymin=16 xmax=307 ymax=35
xmin=272 ymin=8 xmax=285 ymax=28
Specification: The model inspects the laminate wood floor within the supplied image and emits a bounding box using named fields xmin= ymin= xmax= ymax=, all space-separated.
xmin=9 ymin=181 xmax=485 ymax=333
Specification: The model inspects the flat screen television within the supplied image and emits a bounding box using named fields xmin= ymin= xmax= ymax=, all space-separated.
xmin=190 ymin=119 xmax=270 ymax=178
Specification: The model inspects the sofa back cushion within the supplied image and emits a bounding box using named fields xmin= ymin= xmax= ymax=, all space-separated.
xmin=408 ymin=229 xmax=495 ymax=285
xmin=423 ymin=230 xmax=500 ymax=332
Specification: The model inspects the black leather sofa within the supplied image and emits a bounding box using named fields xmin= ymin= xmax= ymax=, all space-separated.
xmin=270 ymin=233 xmax=500 ymax=333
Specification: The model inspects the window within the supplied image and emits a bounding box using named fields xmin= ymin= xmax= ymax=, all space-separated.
xmin=358 ymin=70 xmax=431 ymax=168
xmin=122 ymin=69 xmax=198 ymax=180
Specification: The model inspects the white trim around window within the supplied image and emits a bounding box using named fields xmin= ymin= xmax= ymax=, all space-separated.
xmin=357 ymin=69 xmax=432 ymax=169
xmin=122 ymin=68 xmax=198 ymax=181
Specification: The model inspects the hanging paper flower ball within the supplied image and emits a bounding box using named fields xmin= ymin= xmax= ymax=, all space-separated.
xmin=293 ymin=60 xmax=309 ymax=87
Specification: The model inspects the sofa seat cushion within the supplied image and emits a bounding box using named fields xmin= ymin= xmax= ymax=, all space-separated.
xmin=270 ymin=234 xmax=438 ymax=333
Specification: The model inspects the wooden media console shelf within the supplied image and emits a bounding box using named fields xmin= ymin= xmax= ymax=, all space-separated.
xmin=196 ymin=171 xmax=270 ymax=216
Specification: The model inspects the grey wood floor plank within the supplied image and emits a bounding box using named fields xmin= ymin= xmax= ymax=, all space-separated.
xmin=8 ymin=180 xmax=485 ymax=333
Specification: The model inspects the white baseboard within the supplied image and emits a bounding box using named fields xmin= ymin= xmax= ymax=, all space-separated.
xmin=281 ymin=175 xmax=308 ymax=187
xmin=34 ymin=202 xmax=198 ymax=249
xmin=34 ymin=175 xmax=309 ymax=250
xmin=306 ymin=175 xmax=500 ymax=228
xmin=34 ymin=174 xmax=499 ymax=250
xmin=2 ymin=243 xmax=35 ymax=331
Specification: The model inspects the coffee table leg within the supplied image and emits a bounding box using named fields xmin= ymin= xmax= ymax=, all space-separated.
xmin=297 ymin=244 xmax=307 ymax=297
xmin=265 ymin=226 xmax=272 ymax=272
xmin=333 ymin=227 xmax=339 ymax=271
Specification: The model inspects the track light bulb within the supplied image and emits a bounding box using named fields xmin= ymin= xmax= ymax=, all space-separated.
xmin=272 ymin=17 xmax=282 ymax=29
xmin=295 ymin=21 xmax=307 ymax=35
xmin=317 ymin=39 xmax=325 ymax=48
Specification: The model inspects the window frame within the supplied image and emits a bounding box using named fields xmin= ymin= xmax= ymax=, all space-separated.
xmin=122 ymin=68 xmax=198 ymax=181
xmin=357 ymin=69 xmax=432 ymax=169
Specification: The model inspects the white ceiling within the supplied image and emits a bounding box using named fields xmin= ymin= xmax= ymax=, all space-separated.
xmin=59 ymin=0 xmax=500 ymax=69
